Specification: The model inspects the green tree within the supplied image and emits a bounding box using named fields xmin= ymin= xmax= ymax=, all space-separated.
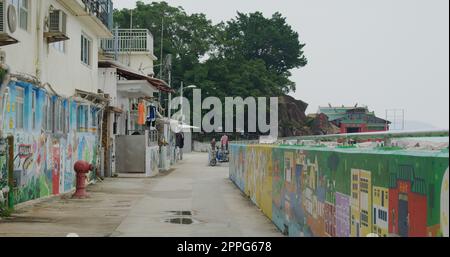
xmin=113 ymin=2 xmax=309 ymax=136
xmin=219 ymin=12 xmax=308 ymax=93
xmin=113 ymin=1 xmax=217 ymax=89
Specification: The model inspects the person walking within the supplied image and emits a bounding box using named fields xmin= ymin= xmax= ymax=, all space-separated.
xmin=176 ymin=132 xmax=185 ymax=160
xmin=209 ymin=137 xmax=217 ymax=165
xmin=221 ymin=134 xmax=229 ymax=151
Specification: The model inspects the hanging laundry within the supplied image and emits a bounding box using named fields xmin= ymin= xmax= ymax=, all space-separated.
xmin=149 ymin=105 xmax=156 ymax=121
xmin=138 ymin=101 xmax=146 ymax=125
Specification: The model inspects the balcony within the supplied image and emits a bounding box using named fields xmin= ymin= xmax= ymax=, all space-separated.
xmin=56 ymin=0 xmax=113 ymax=37
xmin=101 ymin=29 xmax=155 ymax=56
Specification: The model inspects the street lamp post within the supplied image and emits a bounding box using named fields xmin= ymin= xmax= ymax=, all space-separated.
xmin=180 ymin=82 xmax=197 ymax=126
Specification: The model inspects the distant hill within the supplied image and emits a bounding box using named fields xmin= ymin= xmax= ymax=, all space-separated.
xmin=403 ymin=120 xmax=440 ymax=131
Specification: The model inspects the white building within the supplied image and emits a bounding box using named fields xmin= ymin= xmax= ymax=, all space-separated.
xmin=0 ymin=0 xmax=114 ymax=206
xmin=1 ymin=0 xmax=113 ymax=97
xmin=98 ymin=28 xmax=173 ymax=177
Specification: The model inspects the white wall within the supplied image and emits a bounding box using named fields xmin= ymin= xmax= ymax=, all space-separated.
xmin=98 ymin=68 xmax=118 ymax=106
xmin=116 ymin=53 xmax=155 ymax=76
xmin=1 ymin=0 xmax=104 ymax=97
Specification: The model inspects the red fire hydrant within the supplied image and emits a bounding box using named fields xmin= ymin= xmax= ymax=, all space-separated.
xmin=72 ymin=160 xmax=94 ymax=199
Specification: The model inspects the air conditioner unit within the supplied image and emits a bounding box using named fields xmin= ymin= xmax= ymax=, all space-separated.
xmin=0 ymin=0 xmax=19 ymax=46
xmin=49 ymin=10 xmax=66 ymax=34
xmin=45 ymin=9 xmax=69 ymax=43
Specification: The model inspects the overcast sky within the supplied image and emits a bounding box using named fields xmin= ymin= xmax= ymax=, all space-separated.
xmin=113 ymin=0 xmax=449 ymax=129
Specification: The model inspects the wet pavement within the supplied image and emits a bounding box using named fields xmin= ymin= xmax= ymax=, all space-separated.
xmin=0 ymin=152 xmax=282 ymax=237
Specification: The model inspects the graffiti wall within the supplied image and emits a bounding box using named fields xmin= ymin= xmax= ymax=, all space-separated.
xmin=230 ymin=144 xmax=449 ymax=237
xmin=146 ymin=145 xmax=160 ymax=177
xmin=1 ymin=81 xmax=100 ymax=205
xmin=0 ymin=138 xmax=8 ymax=205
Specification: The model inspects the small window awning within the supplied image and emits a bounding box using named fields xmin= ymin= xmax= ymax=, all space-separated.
xmin=117 ymin=80 xmax=158 ymax=98
xmin=75 ymin=89 xmax=110 ymax=106
xmin=98 ymin=60 xmax=174 ymax=93
xmin=108 ymin=106 xmax=124 ymax=113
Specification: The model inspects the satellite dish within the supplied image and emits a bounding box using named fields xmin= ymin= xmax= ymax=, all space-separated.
xmin=7 ymin=5 xmax=17 ymax=33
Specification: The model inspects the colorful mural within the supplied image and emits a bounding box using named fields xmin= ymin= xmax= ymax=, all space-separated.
xmin=0 ymin=138 xmax=8 ymax=206
xmin=146 ymin=145 xmax=160 ymax=177
xmin=1 ymin=81 xmax=100 ymax=205
xmin=230 ymin=144 xmax=449 ymax=237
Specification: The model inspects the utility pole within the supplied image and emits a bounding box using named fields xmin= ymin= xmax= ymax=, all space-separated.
xmin=180 ymin=81 xmax=184 ymax=124
xmin=160 ymin=17 xmax=164 ymax=80
xmin=130 ymin=10 xmax=133 ymax=29
xmin=114 ymin=25 xmax=119 ymax=61
xmin=159 ymin=17 xmax=164 ymax=107
xmin=168 ymin=66 xmax=172 ymax=120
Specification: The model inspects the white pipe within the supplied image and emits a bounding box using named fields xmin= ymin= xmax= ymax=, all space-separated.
xmin=0 ymin=63 xmax=11 ymax=136
xmin=35 ymin=0 xmax=43 ymax=81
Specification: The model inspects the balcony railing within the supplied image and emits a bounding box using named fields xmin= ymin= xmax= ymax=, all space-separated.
xmin=82 ymin=0 xmax=113 ymax=30
xmin=101 ymin=29 xmax=154 ymax=54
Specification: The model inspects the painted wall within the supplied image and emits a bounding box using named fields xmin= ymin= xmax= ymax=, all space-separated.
xmin=2 ymin=81 xmax=99 ymax=205
xmin=193 ymin=141 xmax=210 ymax=153
xmin=116 ymin=54 xmax=156 ymax=77
xmin=0 ymin=139 xmax=8 ymax=205
xmin=2 ymin=0 xmax=103 ymax=97
xmin=230 ymin=144 xmax=449 ymax=237
xmin=145 ymin=145 xmax=160 ymax=177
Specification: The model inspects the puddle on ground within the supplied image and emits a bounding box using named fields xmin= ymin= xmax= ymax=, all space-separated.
xmin=164 ymin=217 xmax=196 ymax=225
xmin=161 ymin=210 xmax=201 ymax=225
xmin=164 ymin=211 xmax=193 ymax=216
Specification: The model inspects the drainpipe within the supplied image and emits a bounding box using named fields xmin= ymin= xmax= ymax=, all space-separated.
xmin=0 ymin=62 xmax=11 ymax=137
xmin=35 ymin=0 xmax=43 ymax=81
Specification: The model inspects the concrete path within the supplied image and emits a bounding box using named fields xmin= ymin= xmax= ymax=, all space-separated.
xmin=0 ymin=153 xmax=282 ymax=237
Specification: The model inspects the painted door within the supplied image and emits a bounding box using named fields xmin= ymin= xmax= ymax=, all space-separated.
xmin=398 ymin=193 xmax=409 ymax=237
xmin=52 ymin=144 xmax=60 ymax=195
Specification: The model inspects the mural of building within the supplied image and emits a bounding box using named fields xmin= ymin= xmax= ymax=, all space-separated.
xmin=373 ymin=186 xmax=389 ymax=237
xmin=229 ymin=144 xmax=449 ymax=237
xmin=350 ymin=169 xmax=372 ymax=237
xmin=335 ymin=192 xmax=350 ymax=237
xmin=441 ymin=168 xmax=449 ymax=237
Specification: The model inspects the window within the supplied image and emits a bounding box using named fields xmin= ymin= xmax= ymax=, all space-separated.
xmin=61 ymin=101 xmax=67 ymax=133
xmin=84 ymin=107 xmax=88 ymax=129
xmin=81 ymin=34 xmax=92 ymax=66
xmin=52 ymin=41 xmax=66 ymax=53
xmin=53 ymin=100 xmax=58 ymax=132
xmin=19 ymin=0 xmax=28 ymax=30
xmin=31 ymin=90 xmax=36 ymax=130
xmin=361 ymin=211 xmax=369 ymax=227
xmin=43 ymin=96 xmax=52 ymax=132
xmin=42 ymin=96 xmax=47 ymax=130
xmin=77 ymin=105 xmax=89 ymax=131
xmin=91 ymin=108 xmax=98 ymax=128
xmin=373 ymin=208 xmax=377 ymax=225
xmin=53 ymin=99 xmax=63 ymax=133
xmin=9 ymin=0 xmax=28 ymax=30
xmin=77 ymin=105 xmax=83 ymax=131
xmin=15 ymin=87 xmax=24 ymax=129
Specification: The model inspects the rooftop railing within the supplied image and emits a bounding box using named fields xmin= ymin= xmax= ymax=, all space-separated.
xmin=81 ymin=0 xmax=113 ymax=30
xmin=101 ymin=29 xmax=154 ymax=54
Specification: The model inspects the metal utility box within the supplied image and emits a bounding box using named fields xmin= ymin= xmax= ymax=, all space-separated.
xmin=115 ymin=134 xmax=146 ymax=173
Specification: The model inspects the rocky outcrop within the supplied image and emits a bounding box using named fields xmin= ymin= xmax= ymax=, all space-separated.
xmin=278 ymin=95 xmax=312 ymax=137
xmin=278 ymin=95 xmax=339 ymax=137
